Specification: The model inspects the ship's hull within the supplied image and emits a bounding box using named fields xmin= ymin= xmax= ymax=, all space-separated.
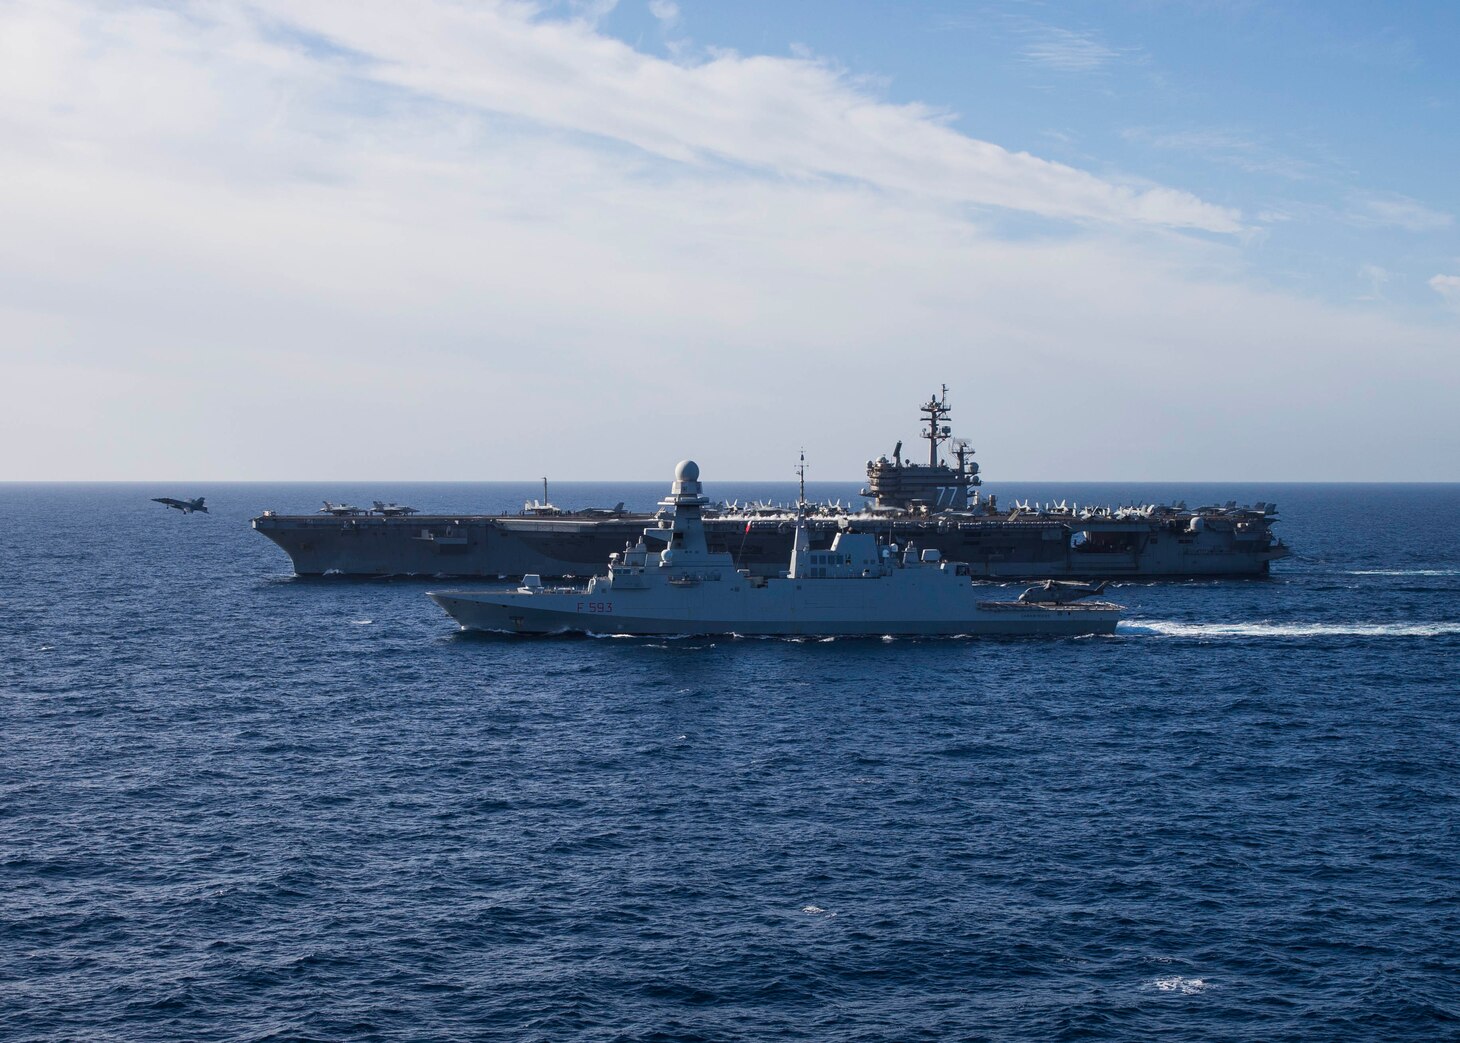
xmin=254 ymin=512 xmax=1287 ymax=580
xmin=428 ymin=589 xmax=1121 ymax=637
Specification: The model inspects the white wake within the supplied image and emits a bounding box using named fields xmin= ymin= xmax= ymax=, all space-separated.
xmin=1123 ymin=620 xmax=1460 ymax=639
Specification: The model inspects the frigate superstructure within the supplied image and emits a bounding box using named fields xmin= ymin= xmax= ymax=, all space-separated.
xmin=429 ymin=461 xmax=1122 ymax=637
xmin=251 ymin=388 xmax=1290 ymax=580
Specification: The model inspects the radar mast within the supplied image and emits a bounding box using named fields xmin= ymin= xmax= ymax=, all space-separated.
xmin=921 ymin=385 xmax=954 ymax=467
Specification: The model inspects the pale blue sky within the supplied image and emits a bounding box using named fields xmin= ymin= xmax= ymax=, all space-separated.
xmin=598 ymin=0 xmax=1459 ymax=312
xmin=0 ymin=1 xmax=1456 ymax=480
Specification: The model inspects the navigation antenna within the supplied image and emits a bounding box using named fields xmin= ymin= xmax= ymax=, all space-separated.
xmin=920 ymin=384 xmax=953 ymax=467
xmin=796 ymin=449 xmax=807 ymax=511
xmin=542 ymin=477 xmax=549 ymax=505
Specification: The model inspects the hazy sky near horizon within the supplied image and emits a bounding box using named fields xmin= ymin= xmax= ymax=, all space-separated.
xmin=2 ymin=0 xmax=1457 ymax=481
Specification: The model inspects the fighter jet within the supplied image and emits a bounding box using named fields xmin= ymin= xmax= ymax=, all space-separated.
xmin=152 ymin=496 xmax=208 ymax=514
xmin=319 ymin=501 xmax=363 ymax=516
xmin=1017 ymin=580 xmax=1109 ymax=605
xmin=579 ymin=501 xmax=627 ymax=518
xmin=371 ymin=501 xmax=420 ymax=516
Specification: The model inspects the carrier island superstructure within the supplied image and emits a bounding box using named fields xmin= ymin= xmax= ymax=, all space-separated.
xmin=252 ymin=389 xmax=1289 ymax=580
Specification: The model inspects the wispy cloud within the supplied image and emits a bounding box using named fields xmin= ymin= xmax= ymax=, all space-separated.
xmin=1124 ymin=126 xmax=1315 ymax=181
xmin=1325 ymin=26 xmax=1421 ymax=72
xmin=567 ymin=0 xmax=620 ymax=27
xmin=1020 ymin=26 xmax=1120 ymax=72
xmin=1349 ymin=192 xmax=1453 ymax=232
xmin=0 ymin=0 xmax=1455 ymax=481
xmin=230 ymin=0 xmax=1237 ymax=232
xmin=1356 ymin=264 xmax=1390 ymax=301
xmin=645 ymin=0 xmax=688 ymax=57
xmin=1430 ymin=274 xmax=1460 ymax=307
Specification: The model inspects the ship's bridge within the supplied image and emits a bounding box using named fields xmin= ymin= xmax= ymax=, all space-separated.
xmin=861 ymin=388 xmax=981 ymax=513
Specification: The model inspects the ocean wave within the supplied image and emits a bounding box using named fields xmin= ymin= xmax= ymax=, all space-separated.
xmin=1348 ymin=569 xmax=1460 ymax=577
xmin=1149 ymin=976 xmax=1213 ymax=995
xmin=1124 ymin=620 xmax=1460 ymax=639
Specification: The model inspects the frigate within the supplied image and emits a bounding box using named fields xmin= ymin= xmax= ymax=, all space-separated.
xmin=429 ymin=461 xmax=1122 ymax=637
xmin=252 ymin=388 xmax=1290 ymax=580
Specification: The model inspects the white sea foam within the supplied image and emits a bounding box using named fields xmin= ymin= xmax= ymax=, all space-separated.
xmin=801 ymin=905 xmax=824 ymax=914
xmin=351 ymin=619 xmax=374 ymax=625
xmin=1348 ymin=569 xmax=1460 ymax=577
xmin=1124 ymin=620 xmax=1460 ymax=639
xmin=1151 ymin=976 xmax=1212 ymax=995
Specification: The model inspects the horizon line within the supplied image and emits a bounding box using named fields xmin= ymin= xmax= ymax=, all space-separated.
xmin=4 ymin=478 xmax=1460 ymax=486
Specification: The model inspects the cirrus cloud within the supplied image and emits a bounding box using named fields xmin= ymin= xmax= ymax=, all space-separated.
xmin=0 ymin=0 xmax=1455 ymax=481
xmin=240 ymin=0 xmax=1241 ymax=233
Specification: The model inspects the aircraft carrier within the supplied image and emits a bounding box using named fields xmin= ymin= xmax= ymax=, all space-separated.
xmin=251 ymin=389 xmax=1290 ymax=580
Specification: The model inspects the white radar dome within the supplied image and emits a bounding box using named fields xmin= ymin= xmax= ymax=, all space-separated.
xmin=675 ymin=460 xmax=700 ymax=482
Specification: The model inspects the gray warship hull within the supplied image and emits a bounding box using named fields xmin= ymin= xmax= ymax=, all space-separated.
xmin=430 ymin=588 xmax=1120 ymax=637
xmin=252 ymin=509 xmax=1287 ymax=580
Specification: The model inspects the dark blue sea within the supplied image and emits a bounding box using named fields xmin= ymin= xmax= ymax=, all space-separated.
xmin=3 ymin=481 xmax=1458 ymax=1042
